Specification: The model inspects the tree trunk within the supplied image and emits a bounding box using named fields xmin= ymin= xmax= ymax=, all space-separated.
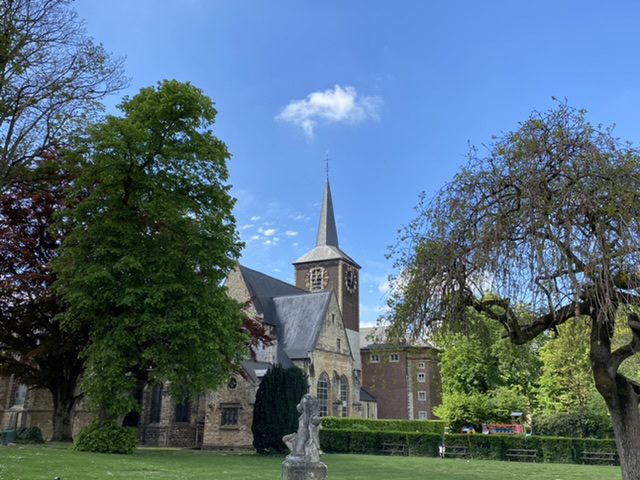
xmin=603 ymin=375 xmax=640 ymax=480
xmin=51 ymin=389 xmax=75 ymax=441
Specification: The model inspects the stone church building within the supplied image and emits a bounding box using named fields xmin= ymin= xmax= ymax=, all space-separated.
xmin=0 ymin=179 xmax=370 ymax=448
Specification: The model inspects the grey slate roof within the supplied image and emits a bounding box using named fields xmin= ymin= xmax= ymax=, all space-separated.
xmin=293 ymin=179 xmax=360 ymax=268
xmin=241 ymin=360 xmax=272 ymax=384
xmin=360 ymin=326 xmax=437 ymax=350
xmin=238 ymin=264 xmax=334 ymax=363
xmin=360 ymin=387 xmax=376 ymax=402
xmin=239 ymin=265 xmax=306 ymax=324
xmin=272 ymin=292 xmax=332 ymax=360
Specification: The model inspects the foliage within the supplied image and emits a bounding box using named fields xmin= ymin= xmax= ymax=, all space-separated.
xmin=433 ymin=310 xmax=540 ymax=430
xmin=533 ymin=411 xmax=614 ymax=439
xmin=0 ymin=0 xmax=126 ymax=189
xmin=320 ymin=428 xmax=618 ymax=464
xmin=16 ymin=426 xmax=44 ymax=444
xmin=0 ymin=155 xmax=87 ymax=439
xmin=74 ymin=421 xmax=137 ymax=454
xmin=387 ymin=102 xmax=640 ymax=478
xmin=52 ymin=80 xmax=246 ymax=418
xmin=320 ymin=417 xmax=445 ymax=434
xmin=252 ymin=365 xmax=308 ymax=453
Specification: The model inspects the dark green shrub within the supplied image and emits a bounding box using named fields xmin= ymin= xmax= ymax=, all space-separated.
xmin=74 ymin=421 xmax=137 ymax=454
xmin=16 ymin=426 xmax=44 ymax=444
xmin=252 ymin=365 xmax=307 ymax=454
xmin=533 ymin=412 xmax=614 ymax=439
xmin=320 ymin=428 xmax=618 ymax=464
xmin=321 ymin=417 xmax=445 ymax=435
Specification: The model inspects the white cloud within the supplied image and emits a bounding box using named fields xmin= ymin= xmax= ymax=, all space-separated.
xmin=250 ymin=235 xmax=261 ymax=241
xmin=285 ymin=230 xmax=298 ymax=237
xmin=293 ymin=242 xmax=299 ymax=247
xmin=293 ymin=214 xmax=306 ymax=221
xmin=263 ymin=228 xmax=276 ymax=237
xmin=250 ymin=216 xmax=261 ymax=221
xmin=240 ymin=224 xmax=254 ymax=230
xmin=276 ymin=85 xmax=382 ymax=137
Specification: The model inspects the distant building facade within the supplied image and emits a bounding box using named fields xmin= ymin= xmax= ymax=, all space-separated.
xmin=360 ymin=327 xmax=441 ymax=420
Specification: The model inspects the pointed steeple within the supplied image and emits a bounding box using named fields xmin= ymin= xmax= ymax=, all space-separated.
xmin=316 ymin=179 xmax=339 ymax=247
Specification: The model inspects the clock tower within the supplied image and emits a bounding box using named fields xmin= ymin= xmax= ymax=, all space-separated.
xmin=293 ymin=179 xmax=360 ymax=332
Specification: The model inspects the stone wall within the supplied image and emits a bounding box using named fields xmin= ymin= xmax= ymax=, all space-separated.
xmin=201 ymin=373 xmax=257 ymax=450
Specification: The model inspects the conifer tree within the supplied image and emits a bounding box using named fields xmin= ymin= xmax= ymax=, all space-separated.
xmin=252 ymin=365 xmax=308 ymax=453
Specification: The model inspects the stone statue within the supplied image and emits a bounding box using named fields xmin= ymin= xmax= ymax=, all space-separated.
xmin=282 ymin=394 xmax=327 ymax=480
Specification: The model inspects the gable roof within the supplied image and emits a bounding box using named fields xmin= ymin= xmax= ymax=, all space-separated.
xmin=238 ymin=265 xmax=306 ymax=324
xmin=272 ymin=291 xmax=332 ymax=360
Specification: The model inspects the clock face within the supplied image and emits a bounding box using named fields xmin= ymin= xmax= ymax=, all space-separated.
xmin=345 ymin=267 xmax=358 ymax=294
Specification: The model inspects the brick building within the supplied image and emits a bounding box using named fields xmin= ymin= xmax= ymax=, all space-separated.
xmin=360 ymin=326 xmax=441 ymax=420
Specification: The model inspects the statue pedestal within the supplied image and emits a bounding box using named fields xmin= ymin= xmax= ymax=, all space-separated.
xmin=281 ymin=458 xmax=328 ymax=480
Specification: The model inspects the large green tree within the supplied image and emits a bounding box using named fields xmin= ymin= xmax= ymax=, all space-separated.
xmin=0 ymin=0 xmax=126 ymax=190
xmin=52 ymin=80 xmax=246 ymax=418
xmin=388 ymin=103 xmax=640 ymax=480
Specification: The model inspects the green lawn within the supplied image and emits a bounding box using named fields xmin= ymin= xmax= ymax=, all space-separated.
xmin=0 ymin=443 xmax=621 ymax=480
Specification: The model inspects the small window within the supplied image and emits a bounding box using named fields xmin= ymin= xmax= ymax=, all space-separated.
xmin=331 ymin=313 xmax=336 ymax=323
xmin=418 ymin=411 xmax=428 ymax=420
xmin=370 ymin=354 xmax=380 ymax=363
xmin=337 ymin=338 xmax=341 ymax=351
xmin=417 ymin=362 xmax=426 ymax=369
xmin=389 ymin=353 xmax=400 ymax=362
xmin=221 ymin=407 xmax=239 ymax=426
xmin=417 ymin=372 xmax=426 ymax=383
xmin=418 ymin=391 xmax=427 ymax=401
xmin=228 ymin=377 xmax=237 ymax=390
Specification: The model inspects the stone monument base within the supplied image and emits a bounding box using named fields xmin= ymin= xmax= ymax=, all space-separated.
xmin=281 ymin=459 xmax=328 ymax=480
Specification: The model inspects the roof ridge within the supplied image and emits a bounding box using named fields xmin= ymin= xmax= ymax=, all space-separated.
xmin=239 ymin=264 xmax=307 ymax=293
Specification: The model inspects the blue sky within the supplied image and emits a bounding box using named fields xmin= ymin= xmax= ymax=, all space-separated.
xmin=75 ymin=0 xmax=640 ymax=327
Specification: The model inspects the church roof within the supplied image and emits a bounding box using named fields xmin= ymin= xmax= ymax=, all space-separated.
xmin=237 ymin=265 xmax=334 ymax=362
xmin=238 ymin=265 xmax=306 ymax=322
xmin=293 ymin=179 xmax=360 ymax=268
xmin=272 ymin=291 xmax=332 ymax=360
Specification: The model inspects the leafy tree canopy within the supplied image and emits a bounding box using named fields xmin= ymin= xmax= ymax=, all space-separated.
xmin=52 ymin=80 xmax=246 ymax=418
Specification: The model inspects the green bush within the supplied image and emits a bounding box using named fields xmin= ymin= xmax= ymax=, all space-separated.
xmin=16 ymin=427 xmax=44 ymax=444
xmin=320 ymin=428 xmax=618 ymax=464
xmin=321 ymin=417 xmax=445 ymax=435
xmin=533 ymin=411 xmax=614 ymax=439
xmin=74 ymin=421 xmax=137 ymax=454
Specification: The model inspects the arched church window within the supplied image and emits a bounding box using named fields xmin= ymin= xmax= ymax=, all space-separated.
xmin=339 ymin=376 xmax=349 ymax=417
xmin=308 ymin=267 xmax=327 ymax=291
xmin=13 ymin=384 xmax=27 ymax=407
xmin=149 ymin=384 xmax=163 ymax=423
xmin=317 ymin=372 xmax=329 ymax=416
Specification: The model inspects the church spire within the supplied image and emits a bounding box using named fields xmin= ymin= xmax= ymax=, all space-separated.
xmin=316 ymin=179 xmax=339 ymax=247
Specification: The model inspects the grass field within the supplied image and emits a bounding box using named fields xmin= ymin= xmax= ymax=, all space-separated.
xmin=0 ymin=443 xmax=621 ymax=480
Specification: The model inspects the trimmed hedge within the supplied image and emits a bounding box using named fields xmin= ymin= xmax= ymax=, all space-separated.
xmin=321 ymin=417 xmax=445 ymax=435
xmin=74 ymin=422 xmax=138 ymax=454
xmin=319 ymin=429 xmax=618 ymax=465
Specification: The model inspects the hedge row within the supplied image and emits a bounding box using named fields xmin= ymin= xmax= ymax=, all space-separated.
xmin=319 ymin=429 xmax=618 ymax=465
xmin=320 ymin=417 xmax=445 ymax=435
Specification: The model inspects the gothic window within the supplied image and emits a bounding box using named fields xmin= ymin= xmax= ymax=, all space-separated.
xmin=13 ymin=384 xmax=27 ymax=407
xmin=339 ymin=376 xmax=349 ymax=417
xmin=309 ymin=267 xmax=327 ymax=291
xmin=317 ymin=372 xmax=329 ymax=417
xmin=149 ymin=384 xmax=163 ymax=423
xmin=221 ymin=406 xmax=239 ymax=426
xmin=175 ymin=399 xmax=190 ymax=423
